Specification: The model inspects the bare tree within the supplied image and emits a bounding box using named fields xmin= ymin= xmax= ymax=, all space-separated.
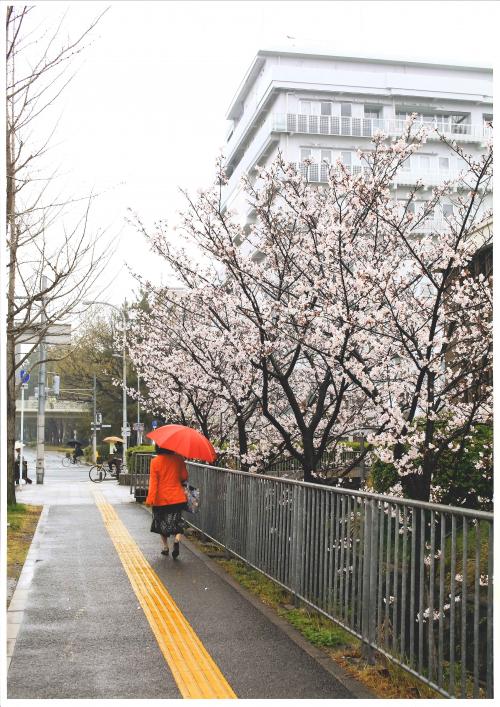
xmin=5 ymin=5 xmax=112 ymax=503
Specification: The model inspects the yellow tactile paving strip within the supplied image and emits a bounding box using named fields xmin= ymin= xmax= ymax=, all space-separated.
xmin=92 ymin=490 xmax=237 ymax=699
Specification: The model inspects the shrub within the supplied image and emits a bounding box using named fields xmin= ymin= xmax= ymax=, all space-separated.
xmin=126 ymin=444 xmax=155 ymax=471
xmin=370 ymin=424 xmax=492 ymax=510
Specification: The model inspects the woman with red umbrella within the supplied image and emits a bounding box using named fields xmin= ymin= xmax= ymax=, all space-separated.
xmin=145 ymin=445 xmax=188 ymax=559
xmin=145 ymin=424 xmax=216 ymax=559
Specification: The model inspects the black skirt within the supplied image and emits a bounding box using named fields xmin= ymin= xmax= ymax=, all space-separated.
xmin=150 ymin=502 xmax=188 ymax=537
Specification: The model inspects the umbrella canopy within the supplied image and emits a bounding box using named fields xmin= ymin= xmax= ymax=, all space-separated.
xmin=65 ymin=440 xmax=84 ymax=447
xmin=103 ymin=436 xmax=124 ymax=444
xmin=146 ymin=424 xmax=217 ymax=463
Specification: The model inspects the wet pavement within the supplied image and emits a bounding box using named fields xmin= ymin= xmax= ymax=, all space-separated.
xmin=7 ymin=450 xmax=367 ymax=699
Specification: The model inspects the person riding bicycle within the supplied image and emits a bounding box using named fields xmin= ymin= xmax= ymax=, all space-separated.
xmin=108 ymin=440 xmax=123 ymax=477
xmin=72 ymin=442 xmax=84 ymax=464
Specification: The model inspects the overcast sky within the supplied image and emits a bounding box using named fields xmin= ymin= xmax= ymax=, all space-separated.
xmin=31 ymin=0 xmax=498 ymax=306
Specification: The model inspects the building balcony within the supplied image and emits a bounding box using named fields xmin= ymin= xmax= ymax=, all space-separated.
xmin=276 ymin=113 xmax=491 ymax=143
xmin=292 ymin=162 xmax=481 ymax=189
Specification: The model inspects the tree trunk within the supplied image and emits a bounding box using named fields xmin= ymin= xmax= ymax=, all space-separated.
xmin=6 ymin=338 xmax=17 ymax=505
xmin=402 ymin=454 xmax=433 ymax=503
xmin=236 ymin=412 xmax=249 ymax=472
xmin=6 ymin=92 xmax=17 ymax=506
xmin=302 ymin=433 xmax=315 ymax=483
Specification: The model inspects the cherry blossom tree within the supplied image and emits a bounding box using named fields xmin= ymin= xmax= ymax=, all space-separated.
xmin=129 ymin=120 xmax=492 ymax=500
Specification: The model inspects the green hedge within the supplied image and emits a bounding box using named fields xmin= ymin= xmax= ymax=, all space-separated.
xmin=126 ymin=445 xmax=155 ymax=471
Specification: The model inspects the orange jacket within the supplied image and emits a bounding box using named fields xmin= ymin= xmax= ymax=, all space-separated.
xmin=145 ymin=453 xmax=188 ymax=507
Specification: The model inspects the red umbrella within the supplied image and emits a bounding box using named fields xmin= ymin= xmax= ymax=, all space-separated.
xmin=146 ymin=424 xmax=217 ymax=463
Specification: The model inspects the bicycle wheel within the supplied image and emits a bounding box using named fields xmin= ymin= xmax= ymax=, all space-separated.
xmin=62 ymin=455 xmax=72 ymax=467
xmin=89 ymin=465 xmax=106 ymax=483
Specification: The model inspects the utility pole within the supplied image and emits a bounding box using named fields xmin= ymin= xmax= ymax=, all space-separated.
xmin=92 ymin=374 xmax=97 ymax=463
xmin=137 ymin=373 xmax=142 ymax=445
xmin=35 ymin=275 xmax=48 ymax=484
xmin=122 ymin=300 xmax=128 ymax=465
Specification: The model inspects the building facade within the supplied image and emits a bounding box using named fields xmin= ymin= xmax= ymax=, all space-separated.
xmin=222 ymin=49 xmax=492 ymax=233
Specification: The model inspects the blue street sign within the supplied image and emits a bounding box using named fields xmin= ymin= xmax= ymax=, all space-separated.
xmin=20 ymin=370 xmax=30 ymax=384
xmin=151 ymin=420 xmax=158 ymax=429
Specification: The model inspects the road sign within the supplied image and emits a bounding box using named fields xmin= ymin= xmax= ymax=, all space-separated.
xmin=133 ymin=422 xmax=145 ymax=431
xmin=101 ymin=424 xmax=112 ymax=428
xmin=151 ymin=420 xmax=158 ymax=429
xmin=20 ymin=370 xmax=30 ymax=384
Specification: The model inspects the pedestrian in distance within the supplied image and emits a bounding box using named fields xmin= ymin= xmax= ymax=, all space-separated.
xmin=14 ymin=444 xmax=32 ymax=484
xmin=145 ymin=444 xmax=189 ymax=559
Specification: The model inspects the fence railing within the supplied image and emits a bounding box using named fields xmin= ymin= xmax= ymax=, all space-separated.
xmin=132 ymin=454 xmax=493 ymax=698
xmin=219 ymin=446 xmax=369 ymax=479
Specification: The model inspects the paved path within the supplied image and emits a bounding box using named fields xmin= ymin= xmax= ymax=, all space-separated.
xmin=7 ymin=450 xmax=366 ymax=699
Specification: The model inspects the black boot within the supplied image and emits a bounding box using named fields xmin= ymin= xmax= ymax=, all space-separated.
xmin=172 ymin=542 xmax=180 ymax=559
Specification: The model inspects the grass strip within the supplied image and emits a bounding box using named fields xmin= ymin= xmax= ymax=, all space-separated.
xmin=7 ymin=503 xmax=43 ymax=604
xmin=186 ymin=528 xmax=439 ymax=699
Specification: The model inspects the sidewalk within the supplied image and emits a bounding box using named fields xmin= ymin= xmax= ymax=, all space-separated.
xmin=7 ymin=451 xmax=367 ymax=699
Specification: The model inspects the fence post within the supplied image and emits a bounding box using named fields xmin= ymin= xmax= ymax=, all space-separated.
xmin=290 ymin=484 xmax=305 ymax=607
xmin=361 ymin=499 xmax=376 ymax=663
xmin=368 ymin=499 xmax=379 ymax=655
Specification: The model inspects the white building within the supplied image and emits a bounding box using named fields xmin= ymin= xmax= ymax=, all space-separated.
xmin=222 ymin=49 xmax=492 ymax=232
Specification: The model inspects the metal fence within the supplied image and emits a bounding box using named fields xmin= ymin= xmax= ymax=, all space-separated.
xmin=219 ymin=446 xmax=369 ymax=478
xmin=129 ymin=453 xmax=151 ymax=499
xmin=133 ymin=455 xmax=493 ymax=698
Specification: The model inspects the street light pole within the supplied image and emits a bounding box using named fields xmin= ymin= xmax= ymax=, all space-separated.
xmin=122 ymin=300 xmax=128 ymax=466
xmin=137 ymin=372 xmax=142 ymax=445
xmin=36 ymin=275 xmax=48 ymax=484
xmin=92 ymin=373 xmax=97 ymax=464
xmin=83 ymin=299 xmax=128 ymax=467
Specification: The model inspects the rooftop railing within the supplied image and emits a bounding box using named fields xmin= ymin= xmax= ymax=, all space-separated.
xmin=275 ymin=114 xmax=492 ymax=142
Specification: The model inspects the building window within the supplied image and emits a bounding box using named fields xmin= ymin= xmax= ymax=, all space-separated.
xmin=340 ymin=151 xmax=352 ymax=166
xmin=320 ymin=102 xmax=332 ymax=116
xmin=299 ymin=100 xmax=312 ymax=115
xmin=442 ymin=203 xmax=454 ymax=218
xmin=340 ymin=103 xmax=352 ymax=118
xmin=419 ymin=155 xmax=431 ymax=171
xmin=439 ymin=157 xmax=450 ymax=171
xmin=321 ymin=149 xmax=332 ymax=163
xmin=300 ymin=148 xmax=313 ymax=162
xmin=364 ymin=108 xmax=380 ymax=120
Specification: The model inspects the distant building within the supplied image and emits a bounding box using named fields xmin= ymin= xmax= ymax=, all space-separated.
xmin=222 ymin=49 xmax=492 ymax=239
xmin=15 ymin=397 xmax=91 ymax=444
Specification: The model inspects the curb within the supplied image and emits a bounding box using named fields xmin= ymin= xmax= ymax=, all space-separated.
xmin=138 ymin=504 xmax=374 ymax=700
xmin=7 ymin=504 xmax=50 ymax=673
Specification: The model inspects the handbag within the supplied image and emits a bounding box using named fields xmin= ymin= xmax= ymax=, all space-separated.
xmin=185 ymin=484 xmax=200 ymax=514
